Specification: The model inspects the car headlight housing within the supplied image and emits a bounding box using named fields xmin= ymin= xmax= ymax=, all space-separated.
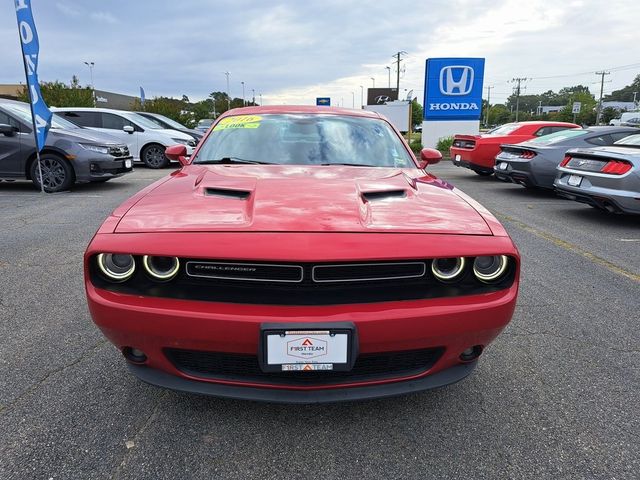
xmin=142 ymin=255 xmax=180 ymax=281
xmin=79 ymin=143 xmax=110 ymax=154
xmin=431 ymin=257 xmax=466 ymax=282
xmin=97 ymin=253 xmax=136 ymax=282
xmin=473 ymin=255 xmax=509 ymax=283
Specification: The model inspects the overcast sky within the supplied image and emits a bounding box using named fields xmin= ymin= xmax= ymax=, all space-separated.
xmin=1 ymin=0 xmax=639 ymax=107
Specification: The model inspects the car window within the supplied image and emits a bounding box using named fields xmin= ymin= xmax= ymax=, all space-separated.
xmin=529 ymin=129 xmax=586 ymax=144
xmin=60 ymin=111 xmax=100 ymax=128
xmin=614 ymin=133 xmax=640 ymax=146
xmin=0 ymin=110 xmax=23 ymax=130
xmin=194 ymin=114 xmax=415 ymax=168
xmin=585 ymin=134 xmax=612 ymax=146
xmin=610 ymin=132 xmax=635 ymax=142
xmin=534 ymin=126 xmax=554 ymax=137
xmin=487 ymin=123 xmax=519 ymax=135
xmin=101 ymin=113 xmax=131 ymax=130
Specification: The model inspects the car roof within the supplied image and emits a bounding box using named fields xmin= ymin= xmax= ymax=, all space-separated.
xmin=52 ymin=107 xmax=137 ymax=114
xmin=510 ymin=121 xmax=579 ymax=126
xmin=584 ymin=126 xmax=639 ymax=133
xmin=220 ymin=105 xmax=381 ymax=119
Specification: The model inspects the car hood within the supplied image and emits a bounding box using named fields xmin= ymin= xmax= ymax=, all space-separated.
xmin=48 ymin=127 xmax=123 ymax=145
xmin=154 ymin=128 xmax=193 ymax=140
xmin=115 ymin=166 xmax=492 ymax=235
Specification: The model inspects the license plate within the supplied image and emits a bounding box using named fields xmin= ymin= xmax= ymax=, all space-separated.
xmin=498 ymin=162 xmax=508 ymax=170
xmin=125 ymin=159 xmax=132 ymax=168
xmin=260 ymin=323 xmax=356 ymax=372
xmin=567 ymin=174 xmax=582 ymax=187
xmin=454 ymin=154 xmax=461 ymax=162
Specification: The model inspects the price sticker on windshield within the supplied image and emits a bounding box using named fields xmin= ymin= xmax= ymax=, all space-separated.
xmin=215 ymin=115 xmax=262 ymax=130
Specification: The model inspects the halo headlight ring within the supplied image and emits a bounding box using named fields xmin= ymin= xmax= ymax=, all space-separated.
xmin=142 ymin=255 xmax=180 ymax=281
xmin=473 ymin=255 xmax=509 ymax=283
xmin=431 ymin=257 xmax=466 ymax=282
xmin=96 ymin=253 xmax=136 ymax=282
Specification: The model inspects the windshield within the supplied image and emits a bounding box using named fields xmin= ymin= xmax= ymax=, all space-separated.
xmin=152 ymin=114 xmax=186 ymax=130
xmin=487 ymin=123 xmax=520 ymax=135
xmin=4 ymin=103 xmax=80 ymax=130
xmin=193 ymin=114 xmax=415 ymax=168
xmin=614 ymin=133 xmax=640 ymax=147
xmin=530 ymin=128 xmax=586 ymax=144
xmin=124 ymin=112 xmax=165 ymax=130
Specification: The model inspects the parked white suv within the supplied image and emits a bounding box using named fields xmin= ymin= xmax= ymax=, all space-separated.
xmin=53 ymin=107 xmax=196 ymax=168
xmin=609 ymin=111 xmax=640 ymax=127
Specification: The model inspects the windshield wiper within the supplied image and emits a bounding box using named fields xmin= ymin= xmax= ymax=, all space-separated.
xmin=319 ymin=162 xmax=371 ymax=167
xmin=196 ymin=157 xmax=272 ymax=165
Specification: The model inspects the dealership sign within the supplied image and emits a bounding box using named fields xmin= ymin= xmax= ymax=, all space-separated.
xmin=424 ymin=58 xmax=485 ymax=121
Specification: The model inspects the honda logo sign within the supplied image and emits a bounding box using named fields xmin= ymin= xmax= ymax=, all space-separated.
xmin=439 ymin=66 xmax=474 ymax=96
xmin=424 ymin=58 xmax=485 ymax=121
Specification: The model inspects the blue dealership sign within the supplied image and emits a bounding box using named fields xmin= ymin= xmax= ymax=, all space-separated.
xmin=423 ymin=58 xmax=485 ymax=121
xmin=316 ymin=97 xmax=331 ymax=106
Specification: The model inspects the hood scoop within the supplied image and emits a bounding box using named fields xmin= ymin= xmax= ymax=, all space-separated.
xmin=204 ymin=187 xmax=251 ymax=200
xmin=361 ymin=189 xmax=407 ymax=202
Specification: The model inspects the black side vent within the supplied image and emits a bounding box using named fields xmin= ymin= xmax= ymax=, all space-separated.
xmin=204 ymin=188 xmax=251 ymax=199
xmin=362 ymin=190 xmax=406 ymax=201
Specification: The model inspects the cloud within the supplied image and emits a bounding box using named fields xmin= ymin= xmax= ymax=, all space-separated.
xmin=90 ymin=12 xmax=117 ymax=24
xmin=55 ymin=2 xmax=80 ymax=17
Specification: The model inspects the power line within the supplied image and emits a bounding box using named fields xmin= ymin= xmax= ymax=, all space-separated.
xmin=510 ymin=78 xmax=529 ymax=122
xmin=595 ymin=71 xmax=611 ymax=124
xmin=392 ymin=51 xmax=407 ymax=92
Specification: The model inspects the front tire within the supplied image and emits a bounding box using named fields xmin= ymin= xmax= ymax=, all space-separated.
xmin=30 ymin=154 xmax=75 ymax=192
xmin=141 ymin=144 xmax=169 ymax=169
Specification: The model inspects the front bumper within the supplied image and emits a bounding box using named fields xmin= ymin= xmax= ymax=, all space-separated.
xmin=76 ymin=156 xmax=134 ymax=182
xmin=87 ymin=280 xmax=517 ymax=402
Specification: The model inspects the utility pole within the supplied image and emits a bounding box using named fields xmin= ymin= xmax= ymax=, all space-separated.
xmin=385 ymin=66 xmax=391 ymax=88
xmin=224 ymin=71 xmax=231 ymax=110
xmin=241 ymin=81 xmax=245 ymax=106
xmin=510 ymin=77 xmax=528 ymax=122
xmin=595 ymin=71 xmax=610 ymax=124
xmin=484 ymin=85 xmax=493 ymax=126
xmin=393 ymin=51 xmax=406 ymax=92
xmin=84 ymin=61 xmax=95 ymax=106
xmin=633 ymin=91 xmax=638 ymax=106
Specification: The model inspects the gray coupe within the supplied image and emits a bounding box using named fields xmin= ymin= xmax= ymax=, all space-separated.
xmin=554 ymin=134 xmax=640 ymax=214
xmin=494 ymin=126 xmax=638 ymax=189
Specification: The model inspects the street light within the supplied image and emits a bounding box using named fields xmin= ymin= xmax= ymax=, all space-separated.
xmin=259 ymin=93 xmax=263 ymax=106
xmin=351 ymin=91 xmax=355 ymax=108
xmin=84 ymin=61 xmax=95 ymax=106
xmin=359 ymin=85 xmax=364 ymax=108
xmin=224 ymin=71 xmax=231 ymax=110
xmin=370 ymin=77 xmax=375 ymax=88
xmin=241 ymin=81 xmax=245 ymax=106
xmin=385 ymin=66 xmax=391 ymax=88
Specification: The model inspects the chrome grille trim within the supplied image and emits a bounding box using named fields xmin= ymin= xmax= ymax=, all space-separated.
xmin=185 ymin=261 xmax=304 ymax=283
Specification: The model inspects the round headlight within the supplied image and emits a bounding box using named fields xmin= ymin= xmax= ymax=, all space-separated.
xmin=142 ymin=255 xmax=180 ymax=281
xmin=473 ymin=255 xmax=509 ymax=283
xmin=431 ymin=257 xmax=466 ymax=281
xmin=97 ymin=253 xmax=135 ymax=282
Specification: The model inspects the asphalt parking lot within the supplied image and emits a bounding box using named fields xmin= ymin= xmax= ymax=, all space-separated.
xmin=1 ymin=162 xmax=638 ymax=480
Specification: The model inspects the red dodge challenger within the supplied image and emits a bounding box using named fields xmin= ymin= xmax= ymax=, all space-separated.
xmin=450 ymin=121 xmax=579 ymax=175
xmin=85 ymin=106 xmax=520 ymax=403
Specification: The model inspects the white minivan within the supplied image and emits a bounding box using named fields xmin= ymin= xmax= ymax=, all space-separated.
xmin=53 ymin=107 xmax=196 ymax=168
xmin=609 ymin=111 xmax=640 ymax=127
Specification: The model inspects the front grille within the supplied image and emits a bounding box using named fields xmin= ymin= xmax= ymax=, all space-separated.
xmin=108 ymin=145 xmax=130 ymax=158
xmin=165 ymin=347 xmax=445 ymax=386
xmin=566 ymin=156 xmax=607 ymax=172
xmin=91 ymin=258 xmax=517 ymax=305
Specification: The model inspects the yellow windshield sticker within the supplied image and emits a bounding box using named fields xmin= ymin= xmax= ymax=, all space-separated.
xmin=215 ymin=115 xmax=262 ymax=130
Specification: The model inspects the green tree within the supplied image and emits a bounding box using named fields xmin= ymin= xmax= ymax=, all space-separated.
xmin=18 ymin=76 xmax=93 ymax=107
xmin=411 ymin=99 xmax=423 ymax=128
xmin=604 ymin=74 xmax=640 ymax=102
xmin=487 ymin=104 xmax=510 ymax=125
xmin=130 ymin=96 xmax=192 ymax=125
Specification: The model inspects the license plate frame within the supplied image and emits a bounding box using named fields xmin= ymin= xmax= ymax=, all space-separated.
xmin=567 ymin=174 xmax=583 ymax=187
xmin=124 ymin=159 xmax=133 ymax=169
xmin=497 ymin=162 xmax=508 ymax=170
xmin=259 ymin=322 xmax=358 ymax=373
xmin=454 ymin=154 xmax=462 ymax=163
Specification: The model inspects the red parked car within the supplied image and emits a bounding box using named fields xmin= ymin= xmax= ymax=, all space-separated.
xmin=85 ymin=106 xmax=520 ymax=403
xmin=450 ymin=121 xmax=580 ymax=175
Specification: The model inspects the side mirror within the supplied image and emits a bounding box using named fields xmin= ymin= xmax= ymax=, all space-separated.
xmin=0 ymin=124 xmax=18 ymax=137
xmin=123 ymin=125 xmax=135 ymax=134
xmin=418 ymin=148 xmax=442 ymax=169
xmin=165 ymin=144 xmax=189 ymax=166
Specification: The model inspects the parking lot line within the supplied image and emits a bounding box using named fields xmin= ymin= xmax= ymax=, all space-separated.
xmin=497 ymin=213 xmax=640 ymax=283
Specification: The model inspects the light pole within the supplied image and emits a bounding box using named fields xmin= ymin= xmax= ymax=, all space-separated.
xmin=633 ymin=91 xmax=638 ymax=106
xmin=241 ymin=81 xmax=245 ymax=106
xmin=259 ymin=93 xmax=262 ymax=106
xmin=351 ymin=91 xmax=355 ymax=108
xmin=251 ymin=88 xmax=255 ymax=105
xmin=359 ymin=85 xmax=364 ymax=108
xmin=84 ymin=61 xmax=95 ymax=106
xmin=224 ymin=71 xmax=231 ymax=110
xmin=370 ymin=77 xmax=375 ymax=88
xmin=385 ymin=66 xmax=391 ymax=88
